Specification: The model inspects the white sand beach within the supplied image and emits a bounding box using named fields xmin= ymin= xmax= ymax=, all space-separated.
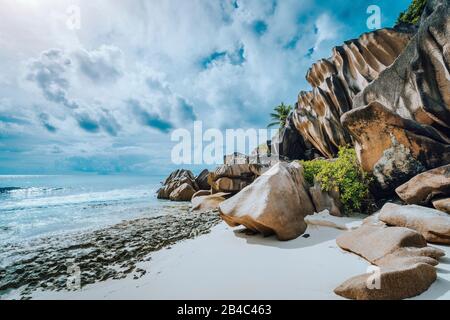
xmin=7 ymin=219 xmax=449 ymax=300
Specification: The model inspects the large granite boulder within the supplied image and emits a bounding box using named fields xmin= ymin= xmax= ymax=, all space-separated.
xmin=157 ymin=169 xmax=199 ymax=201
xmin=336 ymin=224 xmax=428 ymax=263
xmin=342 ymin=0 xmax=450 ymax=193
xmin=335 ymin=223 xmax=445 ymax=300
xmin=341 ymin=102 xmax=450 ymax=193
xmin=379 ymin=203 xmax=450 ymax=244
xmin=395 ymin=165 xmax=450 ymax=206
xmin=218 ymin=162 xmax=315 ymax=241
xmin=335 ymin=260 xmax=437 ymax=300
xmin=208 ymin=164 xmax=265 ymax=194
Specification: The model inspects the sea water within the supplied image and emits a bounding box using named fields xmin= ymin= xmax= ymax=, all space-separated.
xmin=0 ymin=175 xmax=189 ymax=244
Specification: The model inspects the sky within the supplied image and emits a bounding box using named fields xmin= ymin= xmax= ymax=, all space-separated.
xmin=0 ymin=0 xmax=412 ymax=175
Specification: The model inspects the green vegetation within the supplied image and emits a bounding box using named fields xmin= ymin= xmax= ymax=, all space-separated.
xmin=267 ymin=103 xmax=292 ymax=130
xmin=300 ymin=147 xmax=372 ymax=213
xmin=397 ymin=0 xmax=427 ymax=25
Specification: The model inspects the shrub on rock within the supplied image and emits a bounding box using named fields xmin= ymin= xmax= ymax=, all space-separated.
xmin=300 ymin=147 xmax=371 ymax=213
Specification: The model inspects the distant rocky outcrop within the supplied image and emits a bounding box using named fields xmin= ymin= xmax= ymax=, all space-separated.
xmin=158 ymin=169 xmax=211 ymax=202
xmin=208 ymin=164 xmax=266 ymax=194
xmin=219 ymin=162 xmax=315 ymax=241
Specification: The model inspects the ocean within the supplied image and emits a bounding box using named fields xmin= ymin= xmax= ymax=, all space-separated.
xmin=0 ymin=175 xmax=190 ymax=244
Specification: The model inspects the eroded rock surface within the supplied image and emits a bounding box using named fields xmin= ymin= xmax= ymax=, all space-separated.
xmin=208 ymin=164 xmax=265 ymax=194
xmin=272 ymin=113 xmax=317 ymax=161
xmin=293 ymin=27 xmax=415 ymax=158
xmin=290 ymin=0 xmax=450 ymax=197
xmin=157 ymin=169 xmax=199 ymax=201
xmin=191 ymin=192 xmax=230 ymax=213
xmin=342 ymin=0 xmax=450 ymax=192
xmin=335 ymin=222 xmax=444 ymax=300
xmin=433 ymin=198 xmax=450 ymax=213
xmin=219 ymin=162 xmax=315 ymax=241
xmin=395 ymin=165 xmax=450 ymax=206
xmin=341 ymin=102 xmax=449 ymax=193
xmin=309 ymin=181 xmax=343 ymax=217
xmin=379 ymin=203 xmax=450 ymax=244
xmin=195 ymin=169 xmax=211 ymax=191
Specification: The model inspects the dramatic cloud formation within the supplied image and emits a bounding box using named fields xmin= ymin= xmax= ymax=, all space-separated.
xmin=0 ymin=0 xmax=412 ymax=174
xmin=75 ymin=45 xmax=124 ymax=84
xmin=26 ymin=49 xmax=78 ymax=109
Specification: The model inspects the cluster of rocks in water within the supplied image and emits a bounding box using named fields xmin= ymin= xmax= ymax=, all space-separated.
xmin=0 ymin=213 xmax=220 ymax=299
xmin=157 ymin=169 xmax=210 ymax=201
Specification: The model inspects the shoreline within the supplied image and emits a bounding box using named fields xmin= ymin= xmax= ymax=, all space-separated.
xmin=0 ymin=211 xmax=221 ymax=299
xmin=4 ymin=217 xmax=449 ymax=300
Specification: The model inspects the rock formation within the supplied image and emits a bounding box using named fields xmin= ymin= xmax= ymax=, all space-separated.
xmin=290 ymin=0 xmax=450 ymax=195
xmin=157 ymin=169 xmax=199 ymax=201
xmin=379 ymin=203 xmax=450 ymax=244
xmin=342 ymin=102 xmax=450 ymax=193
xmin=342 ymin=0 xmax=450 ymax=192
xmin=337 ymin=224 xmax=428 ymax=263
xmin=271 ymin=113 xmax=318 ymax=161
xmin=395 ymin=164 xmax=450 ymax=206
xmin=335 ymin=223 xmax=445 ymax=300
xmin=158 ymin=169 xmax=214 ymax=201
xmin=191 ymin=191 xmax=230 ymax=213
xmin=308 ymin=181 xmax=343 ymax=217
xmin=433 ymin=198 xmax=450 ymax=213
xmin=218 ymin=162 xmax=315 ymax=241
xmin=305 ymin=210 xmax=361 ymax=230
xmin=293 ymin=27 xmax=415 ymax=158
xmin=208 ymin=164 xmax=265 ymax=194
xmin=195 ymin=169 xmax=211 ymax=191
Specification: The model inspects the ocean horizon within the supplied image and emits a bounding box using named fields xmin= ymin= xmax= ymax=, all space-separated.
xmin=0 ymin=174 xmax=189 ymax=246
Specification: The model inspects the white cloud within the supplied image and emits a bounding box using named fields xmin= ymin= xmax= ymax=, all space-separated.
xmin=0 ymin=0 xmax=348 ymax=173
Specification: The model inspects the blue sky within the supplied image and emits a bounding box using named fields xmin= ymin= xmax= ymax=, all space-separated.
xmin=0 ymin=0 xmax=412 ymax=175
